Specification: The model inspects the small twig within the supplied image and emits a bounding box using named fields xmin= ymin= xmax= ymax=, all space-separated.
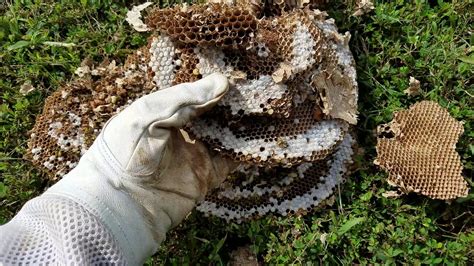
xmin=337 ymin=183 xmax=344 ymax=215
xmin=461 ymin=88 xmax=473 ymax=98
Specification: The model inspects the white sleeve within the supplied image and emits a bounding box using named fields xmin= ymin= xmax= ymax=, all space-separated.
xmin=0 ymin=194 xmax=127 ymax=265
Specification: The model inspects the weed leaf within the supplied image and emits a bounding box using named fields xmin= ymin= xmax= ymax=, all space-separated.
xmin=338 ymin=217 xmax=365 ymax=235
xmin=0 ymin=182 xmax=7 ymax=198
xmin=458 ymin=56 xmax=474 ymax=64
xmin=7 ymin=40 xmax=30 ymax=51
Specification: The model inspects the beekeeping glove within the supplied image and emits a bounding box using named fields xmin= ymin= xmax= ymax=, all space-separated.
xmin=0 ymin=73 xmax=233 ymax=265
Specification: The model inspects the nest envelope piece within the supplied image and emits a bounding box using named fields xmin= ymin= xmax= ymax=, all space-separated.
xmin=27 ymin=2 xmax=359 ymax=222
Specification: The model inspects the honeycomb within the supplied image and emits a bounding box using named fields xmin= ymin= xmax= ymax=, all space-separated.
xmin=197 ymin=133 xmax=355 ymax=222
xmin=146 ymin=4 xmax=258 ymax=48
xmin=187 ymin=101 xmax=349 ymax=166
xmin=27 ymin=1 xmax=359 ymax=220
xmin=27 ymin=48 xmax=155 ymax=180
xmin=375 ymin=101 xmax=469 ymax=200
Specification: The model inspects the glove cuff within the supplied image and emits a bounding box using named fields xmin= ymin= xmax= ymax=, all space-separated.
xmin=45 ymin=132 xmax=159 ymax=264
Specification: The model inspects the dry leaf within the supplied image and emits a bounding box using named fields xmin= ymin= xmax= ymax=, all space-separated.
xmin=229 ymin=246 xmax=259 ymax=266
xmin=19 ymin=81 xmax=36 ymax=95
xmin=403 ymin=76 xmax=421 ymax=96
xmin=43 ymin=41 xmax=76 ymax=47
xmin=320 ymin=232 xmax=328 ymax=245
xmin=353 ymin=0 xmax=374 ymax=16
xmin=325 ymin=195 xmax=336 ymax=206
xmin=382 ymin=190 xmax=402 ymax=198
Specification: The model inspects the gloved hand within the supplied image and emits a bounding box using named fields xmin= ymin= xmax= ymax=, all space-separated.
xmin=45 ymin=73 xmax=234 ymax=263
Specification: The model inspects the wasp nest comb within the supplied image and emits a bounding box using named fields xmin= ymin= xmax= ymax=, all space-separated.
xmin=27 ymin=1 xmax=358 ymax=222
xmin=375 ymin=101 xmax=469 ymax=200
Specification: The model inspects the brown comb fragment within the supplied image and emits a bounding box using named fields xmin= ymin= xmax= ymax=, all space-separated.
xmin=375 ymin=101 xmax=468 ymax=200
xmin=146 ymin=4 xmax=258 ymax=48
xmin=27 ymin=48 xmax=155 ymax=180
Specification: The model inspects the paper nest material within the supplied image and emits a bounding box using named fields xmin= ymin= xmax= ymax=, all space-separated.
xmin=28 ymin=1 xmax=359 ymax=222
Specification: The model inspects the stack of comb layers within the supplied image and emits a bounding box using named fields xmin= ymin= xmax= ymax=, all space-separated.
xmin=27 ymin=1 xmax=358 ymax=222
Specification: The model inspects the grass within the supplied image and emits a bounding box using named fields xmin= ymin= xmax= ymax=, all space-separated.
xmin=1 ymin=0 xmax=473 ymax=264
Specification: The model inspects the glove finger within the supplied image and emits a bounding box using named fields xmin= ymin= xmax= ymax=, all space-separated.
xmin=102 ymin=73 xmax=228 ymax=175
xmin=130 ymin=72 xmax=228 ymax=129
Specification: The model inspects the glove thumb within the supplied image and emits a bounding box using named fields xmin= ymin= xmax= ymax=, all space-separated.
xmin=101 ymin=73 xmax=229 ymax=176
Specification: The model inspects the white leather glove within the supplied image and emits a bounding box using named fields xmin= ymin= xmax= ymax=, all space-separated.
xmin=41 ymin=73 xmax=233 ymax=264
